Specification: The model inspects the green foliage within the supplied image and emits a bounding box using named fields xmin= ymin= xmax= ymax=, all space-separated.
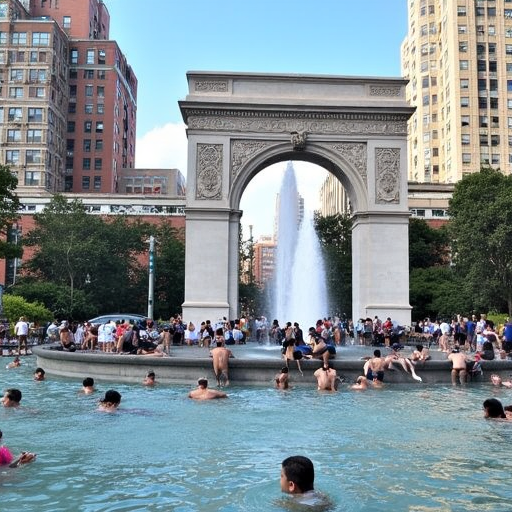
xmin=0 ymin=164 xmax=22 ymax=259
xmin=16 ymin=195 xmax=152 ymax=319
xmin=314 ymin=213 xmax=352 ymax=318
xmin=2 ymin=293 xmax=52 ymax=324
xmin=449 ymin=168 xmax=512 ymax=315
xmin=152 ymin=223 xmax=185 ymax=319
xmin=409 ymin=217 xmax=449 ymax=270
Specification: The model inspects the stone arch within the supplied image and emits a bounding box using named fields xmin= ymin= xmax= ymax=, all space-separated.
xmin=179 ymin=72 xmax=414 ymax=326
xmin=229 ymin=142 xmax=369 ymax=214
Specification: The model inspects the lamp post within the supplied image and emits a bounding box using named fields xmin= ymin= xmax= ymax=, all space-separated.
xmin=147 ymin=235 xmax=155 ymax=320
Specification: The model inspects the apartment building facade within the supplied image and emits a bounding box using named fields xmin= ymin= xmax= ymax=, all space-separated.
xmin=0 ymin=0 xmax=136 ymax=194
xmin=401 ymin=0 xmax=512 ymax=184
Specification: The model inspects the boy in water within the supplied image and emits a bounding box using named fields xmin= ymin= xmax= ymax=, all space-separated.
xmin=98 ymin=390 xmax=121 ymax=412
xmin=81 ymin=377 xmax=95 ymax=394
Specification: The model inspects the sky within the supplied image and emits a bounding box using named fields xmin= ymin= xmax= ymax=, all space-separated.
xmin=105 ymin=0 xmax=408 ymax=238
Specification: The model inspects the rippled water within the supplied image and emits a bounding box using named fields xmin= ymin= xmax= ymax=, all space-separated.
xmin=1 ymin=358 xmax=512 ymax=511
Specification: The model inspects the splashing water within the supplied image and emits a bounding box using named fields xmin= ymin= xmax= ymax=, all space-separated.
xmin=272 ymin=162 xmax=328 ymax=329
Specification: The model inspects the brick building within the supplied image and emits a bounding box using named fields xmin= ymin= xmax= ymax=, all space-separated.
xmin=0 ymin=0 xmax=137 ymax=194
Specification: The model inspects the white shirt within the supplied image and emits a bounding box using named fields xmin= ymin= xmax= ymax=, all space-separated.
xmin=15 ymin=321 xmax=29 ymax=336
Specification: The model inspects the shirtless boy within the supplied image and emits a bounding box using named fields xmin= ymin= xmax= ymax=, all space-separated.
xmin=447 ymin=346 xmax=469 ymax=385
xmin=275 ymin=367 xmax=290 ymax=389
xmin=313 ymin=365 xmax=339 ymax=391
xmin=210 ymin=341 xmax=234 ymax=386
xmin=188 ymin=378 xmax=227 ymax=400
xmin=363 ymin=349 xmax=386 ymax=383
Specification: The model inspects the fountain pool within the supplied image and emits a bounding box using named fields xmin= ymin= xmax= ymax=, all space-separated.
xmin=1 ymin=359 xmax=511 ymax=512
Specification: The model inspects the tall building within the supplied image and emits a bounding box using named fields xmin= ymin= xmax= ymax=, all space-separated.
xmin=401 ymin=0 xmax=512 ymax=184
xmin=0 ymin=0 xmax=136 ymax=194
xmin=253 ymin=235 xmax=276 ymax=285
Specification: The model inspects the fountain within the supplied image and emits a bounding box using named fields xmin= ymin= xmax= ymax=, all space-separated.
xmin=272 ymin=162 xmax=328 ymax=329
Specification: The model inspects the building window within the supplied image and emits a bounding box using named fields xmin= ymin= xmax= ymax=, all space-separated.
xmin=66 ymin=139 xmax=74 ymax=151
xmin=489 ymin=25 xmax=496 ymax=36
xmin=476 ymin=6 xmax=485 ymax=16
xmin=459 ymin=41 xmax=467 ymax=53
xmin=461 ymin=97 xmax=469 ymax=107
xmin=85 ymin=85 xmax=93 ymax=96
xmin=460 ymin=60 xmax=469 ymax=70
xmin=491 ymin=135 xmax=500 ymax=146
xmin=84 ymin=104 xmax=93 ymax=114
xmin=9 ymin=87 xmax=23 ymax=98
xmin=462 ymin=153 xmax=471 ymax=164
xmin=458 ymin=25 xmax=467 ymax=33
xmin=63 ymin=16 xmax=71 ymax=28
xmin=28 ymin=87 xmax=45 ymax=98
xmin=8 ymin=107 xmax=22 ymax=121
xmin=490 ymin=97 xmax=499 ymax=109
xmin=95 ymin=121 xmax=103 ymax=133
xmin=84 ymin=121 xmax=92 ymax=133
xmin=492 ymin=154 xmax=500 ymax=164
xmin=27 ymin=129 xmax=42 ymax=143
xmin=97 ymin=86 xmax=104 ymax=97
xmin=70 ymin=49 xmax=78 ymax=64
xmin=83 ymin=139 xmax=91 ymax=152
xmin=83 ymin=158 xmax=91 ymax=170
xmin=7 ymin=129 xmax=21 ymax=142
xmin=32 ymin=32 xmax=49 ymax=46
xmin=9 ymin=69 xmax=23 ymax=81
xmin=26 ymin=150 xmax=41 ymax=163
xmin=479 ymin=97 xmax=487 ymax=109
xmin=98 ymin=49 xmax=106 ymax=64
xmin=97 ymin=103 xmax=104 ymax=114
xmin=28 ymin=69 xmax=46 ymax=82
xmin=507 ymin=45 xmax=512 ymax=55
xmin=83 ymin=69 xmax=94 ymax=79
xmin=478 ymin=60 xmax=486 ymax=72
xmin=82 ymin=176 xmax=90 ymax=190
xmin=95 ymin=139 xmax=103 ymax=150
xmin=24 ymin=170 xmax=40 ymax=186
xmin=97 ymin=70 xmax=105 ymax=80
xmin=462 ymin=134 xmax=470 ymax=145
xmin=94 ymin=176 xmax=101 ymax=190
xmin=68 ymin=103 xmax=76 ymax=114
xmin=6 ymin=150 xmax=19 ymax=164
xmin=86 ymin=49 xmax=95 ymax=64
xmin=480 ymin=116 xmax=488 ymax=127
xmin=94 ymin=158 xmax=102 ymax=170
xmin=69 ymin=69 xmax=77 ymax=80
xmin=460 ymin=78 xmax=469 ymax=89
xmin=480 ymin=134 xmax=489 ymax=145
xmin=505 ymin=9 xmax=512 ymax=18
xmin=11 ymin=32 xmax=27 ymax=45
xmin=422 ymin=95 xmax=429 ymax=106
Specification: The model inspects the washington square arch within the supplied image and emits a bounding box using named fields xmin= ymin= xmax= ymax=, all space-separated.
xmin=178 ymin=71 xmax=415 ymax=327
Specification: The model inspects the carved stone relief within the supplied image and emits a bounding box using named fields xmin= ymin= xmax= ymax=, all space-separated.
xmin=194 ymin=80 xmax=229 ymax=93
xmin=291 ymin=131 xmax=307 ymax=151
xmin=196 ymin=143 xmax=223 ymax=200
xmin=187 ymin=112 xmax=407 ymax=136
xmin=231 ymin=140 xmax=275 ymax=178
xmin=375 ymin=148 xmax=400 ymax=204
xmin=316 ymin=142 xmax=367 ymax=185
xmin=369 ymin=85 xmax=402 ymax=97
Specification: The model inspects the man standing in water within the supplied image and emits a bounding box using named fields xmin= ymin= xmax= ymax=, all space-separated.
xmin=209 ymin=340 xmax=234 ymax=386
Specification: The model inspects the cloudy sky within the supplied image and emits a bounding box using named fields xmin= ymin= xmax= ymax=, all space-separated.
xmin=105 ymin=0 xmax=407 ymax=238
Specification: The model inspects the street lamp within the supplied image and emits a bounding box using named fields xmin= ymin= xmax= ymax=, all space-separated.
xmin=147 ymin=235 xmax=155 ymax=320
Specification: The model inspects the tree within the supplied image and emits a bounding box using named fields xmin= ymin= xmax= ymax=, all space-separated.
xmin=314 ymin=213 xmax=352 ymax=318
xmin=0 ymin=164 xmax=22 ymax=259
xmin=409 ymin=217 xmax=449 ymax=270
xmin=17 ymin=195 xmax=151 ymax=319
xmin=152 ymin=223 xmax=185 ymax=319
xmin=449 ymin=168 xmax=512 ymax=315
xmin=2 ymin=294 xmax=52 ymax=325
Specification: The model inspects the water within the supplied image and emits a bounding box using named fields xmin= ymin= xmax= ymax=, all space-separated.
xmin=1 ymin=359 xmax=512 ymax=511
xmin=273 ymin=162 xmax=328 ymax=329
